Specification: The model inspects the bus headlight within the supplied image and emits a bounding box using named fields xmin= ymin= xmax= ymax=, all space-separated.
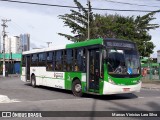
xmin=137 ymin=79 xmax=142 ymax=84
xmin=108 ymin=77 xmax=116 ymax=85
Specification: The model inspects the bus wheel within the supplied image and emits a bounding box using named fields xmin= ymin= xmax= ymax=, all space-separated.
xmin=31 ymin=75 xmax=36 ymax=88
xmin=72 ymin=79 xmax=83 ymax=97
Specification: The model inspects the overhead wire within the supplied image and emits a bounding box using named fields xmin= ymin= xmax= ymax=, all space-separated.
xmin=103 ymin=0 xmax=160 ymax=8
xmin=0 ymin=0 xmax=159 ymax=12
xmin=0 ymin=16 xmax=45 ymax=44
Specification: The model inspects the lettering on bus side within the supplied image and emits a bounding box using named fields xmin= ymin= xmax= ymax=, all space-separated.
xmin=105 ymin=41 xmax=135 ymax=49
xmin=54 ymin=72 xmax=64 ymax=79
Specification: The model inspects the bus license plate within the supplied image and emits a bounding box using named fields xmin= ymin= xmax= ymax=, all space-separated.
xmin=123 ymin=88 xmax=130 ymax=92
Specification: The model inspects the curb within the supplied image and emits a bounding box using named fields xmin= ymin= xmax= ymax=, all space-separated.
xmin=0 ymin=75 xmax=20 ymax=78
xmin=142 ymin=87 xmax=160 ymax=90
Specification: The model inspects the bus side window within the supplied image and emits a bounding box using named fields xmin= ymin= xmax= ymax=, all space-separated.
xmin=31 ymin=54 xmax=38 ymax=66
xmin=74 ymin=49 xmax=79 ymax=71
xmin=82 ymin=49 xmax=86 ymax=72
xmin=66 ymin=49 xmax=73 ymax=71
xmin=75 ymin=48 xmax=85 ymax=72
xmin=46 ymin=52 xmax=53 ymax=71
xmin=55 ymin=50 xmax=62 ymax=71
xmin=52 ymin=52 xmax=55 ymax=71
xmin=22 ymin=55 xmax=26 ymax=67
xmin=63 ymin=50 xmax=67 ymax=71
xmin=38 ymin=52 xmax=46 ymax=66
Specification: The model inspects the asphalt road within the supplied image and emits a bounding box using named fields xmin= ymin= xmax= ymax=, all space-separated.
xmin=0 ymin=77 xmax=160 ymax=120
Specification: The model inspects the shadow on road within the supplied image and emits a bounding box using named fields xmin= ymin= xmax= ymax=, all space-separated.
xmin=83 ymin=93 xmax=137 ymax=101
xmin=25 ymin=83 xmax=73 ymax=95
xmin=25 ymin=83 xmax=137 ymax=101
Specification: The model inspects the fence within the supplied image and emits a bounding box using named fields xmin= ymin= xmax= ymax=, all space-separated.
xmin=141 ymin=63 xmax=160 ymax=81
xmin=0 ymin=62 xmax=20 ymax=75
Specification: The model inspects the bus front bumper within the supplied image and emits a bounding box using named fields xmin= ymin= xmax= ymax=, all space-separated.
xmin=103 ymin=81 xmax=142 ymax=95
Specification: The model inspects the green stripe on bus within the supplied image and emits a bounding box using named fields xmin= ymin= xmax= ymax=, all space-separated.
xmin=109 ymin=76 xmax=141 ymax=85
xmin=35 ymin=76 xmax=65 ymax=80
xmin=66 ymin=38 xmax=103 ymax=49
xmin=64 ymin=72 xmax=83 ymax=90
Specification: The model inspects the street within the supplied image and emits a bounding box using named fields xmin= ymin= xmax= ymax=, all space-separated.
xmin=0 ymin=77 xmax=160 ymax=120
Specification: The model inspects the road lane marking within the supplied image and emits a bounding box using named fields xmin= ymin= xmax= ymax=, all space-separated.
xmin=0 ymin=95 xmax=20 ymax=103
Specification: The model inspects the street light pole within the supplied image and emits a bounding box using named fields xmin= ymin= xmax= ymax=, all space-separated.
xmin=1 ymin=19 xmax=11 ymax=77
xmin=46 ymin=42 xmax=52 ymax=47
xmin=87 ymin=0 xmax=90 ymax=40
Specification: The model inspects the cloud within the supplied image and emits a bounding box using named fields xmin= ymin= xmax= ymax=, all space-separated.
xmin=40 ymin=45 xmax=46 ymax=48
xmin=0 ymin=0 xmax=159 ymax=55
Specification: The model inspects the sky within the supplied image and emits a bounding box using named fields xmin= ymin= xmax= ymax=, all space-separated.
xmin=0 ymin=0 xmax=159 ymax=57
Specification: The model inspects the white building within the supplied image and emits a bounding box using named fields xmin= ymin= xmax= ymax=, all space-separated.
xmin=5 ymin=36 xmax=22 ymax=54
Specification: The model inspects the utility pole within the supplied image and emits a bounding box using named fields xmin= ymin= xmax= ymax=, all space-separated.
xmin=0 ymin=35 xmax=2 ymax=53
xmin=87 ymin=0 xmax=90 ymax=40
xmin=1 ymin=19 xmax=11 ymax=77
xmin=46 ymin=42 xmax=52 ymax=47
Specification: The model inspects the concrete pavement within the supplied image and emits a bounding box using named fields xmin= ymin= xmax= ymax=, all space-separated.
xmin=0 ymin=74 xmax=20 ymax=78
xmin=142 ymin=81 xmax=160 ymax=89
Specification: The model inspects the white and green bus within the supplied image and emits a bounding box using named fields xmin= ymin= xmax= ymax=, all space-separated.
xmin=21 ymin=38 xmax=141 ymax=97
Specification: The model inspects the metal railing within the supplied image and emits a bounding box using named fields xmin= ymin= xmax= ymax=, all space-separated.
xmin=141 ymin=63 xmax=160 ymax=81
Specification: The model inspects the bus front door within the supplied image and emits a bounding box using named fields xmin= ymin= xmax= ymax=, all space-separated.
xmin=26 ymin=56 xmax=30 ymax=81
xmin=88 ymin=49 xmax=100 ymax=93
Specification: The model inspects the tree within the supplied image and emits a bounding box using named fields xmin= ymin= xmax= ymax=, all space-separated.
xmin=134 ymin=11 xmax=159 ymax=57
xmin=58 ymin=0 xmax=93 ymax=42
xmin=92 ymin=12 xmax=159 ymax=57
xmin=58 ymin=0 xmax=159 ymax=57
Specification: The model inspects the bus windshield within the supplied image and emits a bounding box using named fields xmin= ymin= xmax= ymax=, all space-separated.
xmin=107 ymin=49 xmax=140 ymax=77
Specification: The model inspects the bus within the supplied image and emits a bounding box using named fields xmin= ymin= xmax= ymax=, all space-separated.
xmin=21 ymin=38 xmax=141 ymax=97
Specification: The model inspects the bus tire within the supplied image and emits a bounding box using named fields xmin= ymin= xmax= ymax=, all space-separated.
xmin=31 ymin=75 xmax=36 ymax=88
xmin=72 ymin=79 xmax=83 ymax=97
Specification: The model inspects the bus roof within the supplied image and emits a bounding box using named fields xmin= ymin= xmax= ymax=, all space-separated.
xmin=22 ymin=45 xmax=66 ymax=55
xmin=66 ymin=38 xmax=103 ymax=49
xmin=22 ymin=38 xmax=103 ymax=55
xmin=22 ymin=38 xmax=135 ymax=55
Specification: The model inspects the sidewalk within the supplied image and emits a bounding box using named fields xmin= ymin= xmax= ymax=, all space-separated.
xmin=142 ymin=81 xmax=160 ymax=89
xmin=0 ymin=74 xmax=20 ymax=78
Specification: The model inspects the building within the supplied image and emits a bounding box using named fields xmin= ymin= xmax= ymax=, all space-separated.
xmin=0 ymin=34 xmax=30 ymax=75
xmin=0 ymin=36 xmax=22 ymax=75
xmin=5 ymin=36 xmax=21 ymax=54
xmin=20 ymin=34 xmax=30 ymax=51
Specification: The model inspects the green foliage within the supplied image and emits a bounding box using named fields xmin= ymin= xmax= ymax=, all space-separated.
xmin=58 ymin=0 xmax=159 ymax=57
xmin=58 ymin=0 xmax=93 ymax=42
